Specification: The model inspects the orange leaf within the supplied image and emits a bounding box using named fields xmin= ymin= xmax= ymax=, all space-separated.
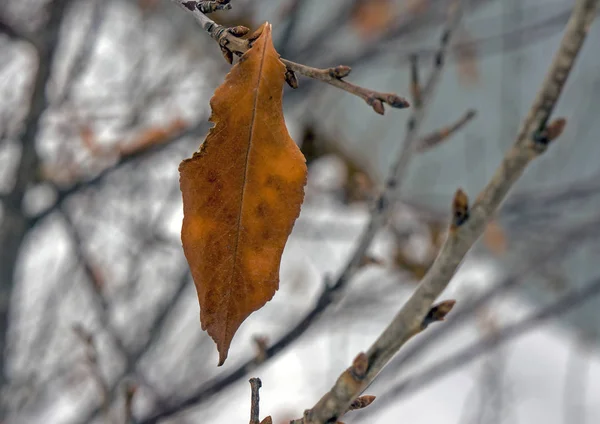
xmin=179 ymin=23 xmax=307 ymax=365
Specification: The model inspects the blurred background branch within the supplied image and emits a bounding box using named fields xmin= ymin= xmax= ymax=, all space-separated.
xmin=1 ymin=0 xmax=600 ymax=423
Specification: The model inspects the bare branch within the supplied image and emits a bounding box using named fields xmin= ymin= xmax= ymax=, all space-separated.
xmin=282 ymin=61 xmax=409 ymax=114
xmin=169 ymin=0 xmax=410 ymax=114
xmin=293 ymin=1 xmax=598 ymax=422
xmin=415 ymin=109 xmax=477 ymax=153
xmin=380 ymin=274 xmax=600 ymax=407
xmin=388 ymin=212 xmax=600 ymax=378
xmin=249 ymin=378 xmax=261 ymax=424
xmin=0 ymin=0 xmax=73 ymax=394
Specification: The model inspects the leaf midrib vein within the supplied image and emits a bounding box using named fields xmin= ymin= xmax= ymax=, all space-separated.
xmin=225 ymin=33 xmax=269 ymax=339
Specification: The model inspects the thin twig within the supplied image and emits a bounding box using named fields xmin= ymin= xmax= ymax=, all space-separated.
xmin=416 ymin=109 xmax=477 ymax=153
xmin=170 ymin=0 xmax=410 ymax=114
xmin=294 ymin=1 xmax=597 ymax=422
xmin=249 ymin=378 xmax=262 ymax=424
xmin=282 ymin=61 xmax=410 ymax=114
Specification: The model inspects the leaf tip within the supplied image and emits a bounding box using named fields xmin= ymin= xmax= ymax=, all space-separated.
xmin=217 ymin=350 xmax=228 ymax=366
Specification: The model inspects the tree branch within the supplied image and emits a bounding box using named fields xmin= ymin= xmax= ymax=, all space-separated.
xmin=293 ymin=1 xmax=598 ymax=422
xmin=386 ymin=212 xmax=600 ymax=380
xmin=379 ymin=274 xmax=600 ymax=408
xmin=171 ymin=0 xmax=410 ymax=114
xmin=0 ymin=0 xmax=73 ymax=394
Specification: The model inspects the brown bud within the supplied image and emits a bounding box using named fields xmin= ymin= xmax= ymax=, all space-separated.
xmin=451 ymin=188 xmax=469 ymax=229
xmin=228 ymin=25 xmax=250 ymax=37
xmin=349 ymin=395 xmax=376 ymax=411
xmin=368 ymin=98 xmax=385 ymax=115
xmin=533 ymin=117 xmax=567 ymax=149
xmin=329 ymin=65 xmax=352 ymax=79
xmin=351 ymin=352 xmax=368 ymax=379
xmin=386 ymin=93 xmax=410 ymax=109
xmin=285 ymin=69 xmax=299 ymax=89
xmin=423 ymin=300 xmax=456 ymax=328
xmin=546 ymin=117 xmax=567 ymax=142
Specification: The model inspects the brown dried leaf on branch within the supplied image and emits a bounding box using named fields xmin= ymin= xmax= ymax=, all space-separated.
xmin=179 ymin=23 xmax=307 ymax=365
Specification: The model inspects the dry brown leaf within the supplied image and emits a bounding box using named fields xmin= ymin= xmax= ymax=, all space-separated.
xmin=179 ymin=23 xmax=307 ymax=365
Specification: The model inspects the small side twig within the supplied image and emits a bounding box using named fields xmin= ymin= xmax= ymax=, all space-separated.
xmin=170 ymin=0 xmax=410 ymax=115
xmin=283 ymin=61 xmax=409 ymax=114
xmin=348 ymin=395 xmax=376 ymax=411
xmin=422 ymin=300 xmax=456 ymax=329
xmin=416 ymin=109 xmax=477 ymax=153
xmin=249 ymin=378 xmax=271 ymax=424
xmin=249 ymin=378 xmax=261 ymax=424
